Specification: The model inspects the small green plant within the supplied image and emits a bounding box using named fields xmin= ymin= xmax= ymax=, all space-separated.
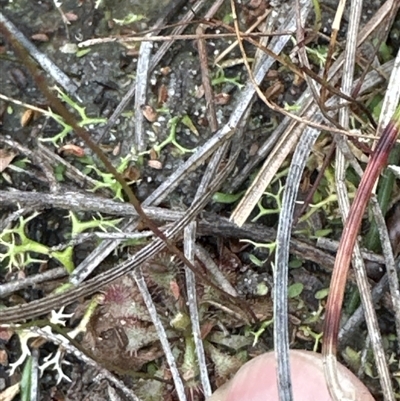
xmin=305 ymin=45 xmax=332 ymax=69
xmin=113 ymin=13 xmax=145 ymax=26
xmin=84 ymin=154 xmax=133 ymax=201
xmin=298 ymin=325 xmax=323 ymax=352
xmin=40 ymin=87 xmax=106 ymax=146
xmin=152 ymin=116 xmax=197 ymax=156
xmin=212 ymin=67 xmax=244 ymax=89
xmin=252 ymin=180 xmax=285 ymax=222
xmin=212 ymin=191 xmax=244 ymax=204
xmin=0 ymin=211 xmax=121 ymax=273
xmin=248 ymin=318 xmax=274 ymax=346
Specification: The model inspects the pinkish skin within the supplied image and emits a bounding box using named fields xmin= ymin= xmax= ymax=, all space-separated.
xmin=207 ymin=350 xmax=375 ymax=401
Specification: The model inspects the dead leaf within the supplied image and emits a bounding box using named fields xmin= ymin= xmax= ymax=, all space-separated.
xmin=194 ymin=84 xmax=205 ymax=98
xmin=31 ymin=33 xmax=49 ymax=42
xmin=148 ymin=159 xmax=162 ymax=170
xmin=0 ymin=149 xmax=17 ymax=172
xmin=160 ymin=66 xmax=171 ymax=76
xmin=157 ymin=84 xmax=168 ymax=105
xmin=0 ymin=383 xmax=20 ymax=401
xmin=0 ymin=350 xmax=8 ymax=366
xmin=112 ymin=142 xmax=121 ymax=156
xmin=149 ymin=148 xmax=158 ymax=160
xmin=141 ymin=104 xmax=158 ymax=122
xmin=170 ymin=280 xmax=180 ymax=300
xmin=123 ymin=165 xmax=140 ymax=181
xmin=214 ymin=93 xmax=231 ymax=105
xmin=59 ymin=144 xmax=85 ymax=157
xmin=64 ymin=12 xmax=78 ymax=22
xmin=20 ymin=109 xmax=34 ymax=127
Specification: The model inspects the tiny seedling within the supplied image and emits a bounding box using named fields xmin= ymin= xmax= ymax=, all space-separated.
xmin=152 ymin=116 xmax=197 ymax=156
xmin=40 ymin=87 xmax=106 ymax=146
xmin=212 ymin=67 xmax=244 ymax=89
xmin=252 ymin=180 xmax=285 ymax=222
xmin=248 ymin=318 xmax=274 ymax=346
xmin=0 ymin=210 xmax=121 ymax=273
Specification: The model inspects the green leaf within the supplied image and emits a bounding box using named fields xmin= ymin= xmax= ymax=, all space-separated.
xmin=76 ymin=48 xmax=91 ymax=58
xmin=288 ymin=258 xmax=302 ymax=268
xmin=256 ymin=282 xmax=268 ymax=296
xmin=313 ymin=228 xmax=332 ymax=238
xmin=288 ymin=282 xmax=304 ymax=298
xmin=248 ymin=254 xmax=264 ymax=267
xmin=20 ymin=357 xmax=33 ymax=401
xmin=315 ymin=288 xmax=329 ymax=300
xmin=54 ymin=163 xmax=66 ymax=181
xmin=212 ymin=191 xmax=244 ymax=204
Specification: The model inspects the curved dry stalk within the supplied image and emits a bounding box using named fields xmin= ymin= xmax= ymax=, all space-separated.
xmin=329 ymin=0 xmax=369 ymax=399
xmin=328 ymin=0 xmax=396 ymax=399
xmin=323 ymin=109 xmax=400 ymax=401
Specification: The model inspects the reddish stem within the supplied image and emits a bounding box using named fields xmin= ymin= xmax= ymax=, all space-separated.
xmin=323 ymin=116 xmax=400 ymax=356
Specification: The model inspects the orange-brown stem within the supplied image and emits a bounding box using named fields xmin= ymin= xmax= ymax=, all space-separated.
xmin=323 ymin=118 xmax=400 ymax=356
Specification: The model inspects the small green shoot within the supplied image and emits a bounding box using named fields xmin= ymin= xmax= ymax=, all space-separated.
xmin=284 ymin=102 xmax=302 ymax=112
xmin=40 ymin=87 xmax=106 ymax=145
xmin=248 ymin=318 xmax=274 ymax=346
xmin=86 ymin=153 xmax=136 ymax=200
xmin=212 ymin=67 xmax=244 ymax=89
xmin=212 ymin=191 xmax=244 ymax=204
xmin=20 ymin=355 xmax=32 ymax=401
xmin=248 ymin=253 xmax=270 ymax=267
xmin=252 ymin=180 xmax=284 ymax=222
xmin=153 ymin=116 xmax=196 ymax=156
xmin=298 ymin=325 xmax=323 ymax=352
xmin=113 ymin=13 xmax=145 ymax=26
xmin=0 ymin=210 xmax=121 ymax=273
xmin=181 ymin=114 xmax=199 ymax=136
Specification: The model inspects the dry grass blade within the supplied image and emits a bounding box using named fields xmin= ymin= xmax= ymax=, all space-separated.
xmin=229 ymin=0 xmax=312 ymax=228
xmin=274 ymin=122 xmax=320 ymax=401
xmin=134 ymin=40 xmax=153 ymax=153
xmin=228 ymin=1 xmax=312 ymax=400
xmin=0 ymin=13 xmax=78 ymax=95
xmin=184 ymin=226 xmax=211 ymax=397
xmin=320 ymin=0 xmax=346 ymax=104
xmin=182 ymin=3 xmax=228 ymax=394
xmin=133 ymin=268 xmax=187 ymax=401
